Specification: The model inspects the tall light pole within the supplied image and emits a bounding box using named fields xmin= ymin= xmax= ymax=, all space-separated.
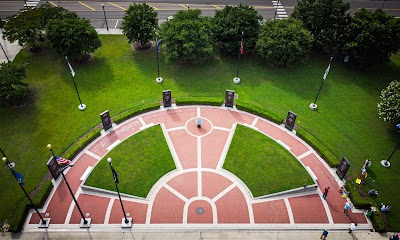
xmin=233 ymin=32 xmax=244 ymax=84
xmin=47 ymin=144 xmax=91 ymax=228
xmin=0 ymin=148 xmax=50 ymax=228
xmin=381 ymin=0 xmax=387 ymax=9
xmin=273 ymin=0 xmax=280 ymax=20
xmin=309 ymin=57 xmax=333 ymax=110
xmin=381 ymin=142 xmax=400 ymax=167
xmin=101 ymin=3 xmax=109 ymax=31
xmin=0 ymin=41 xmax=10 ymax=62
xmin=155 ymin=36 xmax=163 ymax=83
xmin=107 ymin=158 xmax=132 ymax=228
xmin=65 ymin=57 xmax=86 ymax=111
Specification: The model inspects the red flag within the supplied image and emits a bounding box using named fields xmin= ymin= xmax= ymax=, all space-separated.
xmin=240 ymin=38 xmax=244 ymax=55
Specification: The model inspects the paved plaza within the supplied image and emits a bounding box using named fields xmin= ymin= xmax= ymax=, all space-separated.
xmin=25 ymin=106 xmax=373 ymax=234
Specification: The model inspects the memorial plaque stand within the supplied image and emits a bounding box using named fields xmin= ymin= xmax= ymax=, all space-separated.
xmin=284 ymin=111 xmax=297 ymax=131
xmin=100 ymin=110 xmax=113 ymax=131
xmin=162 ymin=90 xmax=172 ymax=108
xmin=225 ymin=90 xmax=235 ymax=108
xmin=336 ymin=157 xmax=350 ymax=180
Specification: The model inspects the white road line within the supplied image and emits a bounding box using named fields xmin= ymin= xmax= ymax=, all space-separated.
xmin=85 ymin=150 xmax=101 ymax=160
xmin=164 ymin=184 xmax=189 ymax=202
xmin=161 ymin=124 xmax=183 ymax=170
xmin=197 ymin=106 xmax=201 ymax=117
xmin=106 ymin=139 xmax=121 ymax=151
xmin=138 ymin=116 xmax=146 ymax=126
xmin=284 ymin=198 xmax=294 ymax=224
xmin=197 ymin=137 xmax=202 ymax=197
xmin=166 ymin=126 xmax=186 ymax=132
xmin=114 ymin=20 xmax=119 ymax=29
xmin=65 ymin=188 xmax=84 ymax=224
xmin=104 ymin=198 xmax=114 ymax=224
xmin=251 ymin=117 xmax=259 ymax=127
xmin=320 ymin=190 xmax=334 ymax=224
xmin=213 ymin=126 xmax=231 ymax=131
xmin=276 ymin=139 xmax=291 ymax=151
xmin=298 ymin=150 xmax=313 ymax=160
xmin=216 ymin=123 xmax=236 ymax=169
xmin=212 ymin=183 xmax=235 ymax=202
xmin=139 ymin=123 xmax=155 ymax=130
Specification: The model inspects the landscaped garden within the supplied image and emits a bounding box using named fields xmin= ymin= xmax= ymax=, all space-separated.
xmin=85 ymin=125 xmax=176 ymax=198
xmin=224 ymin=124 xmax=314 ymax=197
xmin=1 ymin=34 xmax=399 ymax=231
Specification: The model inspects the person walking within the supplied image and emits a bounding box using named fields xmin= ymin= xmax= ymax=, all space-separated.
xmin=320 ymin=228 xmax=329 ymax=239
xmin=344 ymin=202 xmax=351 ymax=216
xmin=322 ymin=187 xmax=330 ymax=200
xmin=348 ymin=222 xmax=357 ymax=233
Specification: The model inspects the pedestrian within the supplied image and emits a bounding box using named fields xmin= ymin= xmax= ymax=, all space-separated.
xmin=348 ymin=222 xmax=357 ymax=233
xmin=322 ymin=187 xmax=330 ymax=200
xmin=320 ymin=228 xmax=329 ymax=239
xmin=344 ymin=202 xmax=351 ymax=216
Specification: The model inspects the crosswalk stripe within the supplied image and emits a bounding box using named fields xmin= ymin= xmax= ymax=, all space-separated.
xmin=78 ymin=1 xmax=96 ymax=11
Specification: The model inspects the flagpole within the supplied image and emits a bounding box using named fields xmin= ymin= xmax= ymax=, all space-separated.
xmin=1 ymin=149 xmax=49 ymax=228
xmin=155 ymin=37 xmax=163 ymax=84
xmin=233 ymin=32 xmax=244 ymax=84
xmin=309 ymin=56 xmax=333 ymax=110
xmin=65 ymin=57 xmax=86 ymax=111
xmin=47 ymin=144 xmax=90 ymax=228
xmin=107 ymin=158 xmax=132 ymax=227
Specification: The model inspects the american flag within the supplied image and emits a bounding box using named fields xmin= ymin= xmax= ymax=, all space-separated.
xmin=56 ymin=156 xmax=72 ymax=167
xmin=239 ymin=32 xmax=244 ymax=55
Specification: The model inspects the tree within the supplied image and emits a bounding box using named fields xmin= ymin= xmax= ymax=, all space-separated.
xmin=292 ymin=0 xmax=351 ymax=54
xmin=2 ymin=4 xmax=77 ymax=50
xmin=343 ymin=9 xmax=400 ymax=69
xmin=256 ymin=18 xmax=313 ymax=67
xmin=212 ymin=4 xmax=262 ymax=56
xmin=121 ymin=3 xmax=158 ymax=47
xmin=378 ymin=80 xmax=400 ymax=125
xmin=0 ymin=62 xmax=28 ymax=107
xmin=159 ymin=9 xmax=215 ymax=64
xmin=46 ymin=17 xmax=102 ymax=60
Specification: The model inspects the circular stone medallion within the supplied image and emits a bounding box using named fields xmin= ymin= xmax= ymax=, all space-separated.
xmin=196 ymin=207 xmax=204 ymax=215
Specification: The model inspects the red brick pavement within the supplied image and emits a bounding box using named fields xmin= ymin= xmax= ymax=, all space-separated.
xmin=187 ymin=200 xmax=213 ymax=224
xmin=253 ymin=200 xmax=290 ymax=223
xmin=108 ymin=200 xmax=147 ymax=224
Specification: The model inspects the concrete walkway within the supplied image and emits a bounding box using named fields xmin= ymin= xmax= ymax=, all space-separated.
xmin=25 ymin=106 xmax=374 ymax=234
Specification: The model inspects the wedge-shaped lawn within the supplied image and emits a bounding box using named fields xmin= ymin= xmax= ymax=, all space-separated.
xmin=85 ymin=125 xmax=176 ymax=198
xmin=224 ymin=124 xmax=314 ymax=197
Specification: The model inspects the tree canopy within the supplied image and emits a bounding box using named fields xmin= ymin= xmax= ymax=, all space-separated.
xmin=159 ymin=9 xmax=215 ymax=64
xmin=2 ymin=4 xmax=77 ymax=49
xmin=121 ymin=3 xmax=158 ymax=46
xmin=292 ymin=0 xmax=351 ymax=54
xmin=212 ymin=4 xmax=262 ymax=56
xmin=0 ymin=62 xmax=28 ymax=107
xmin=256 ymin=18 xmax=313 ymax=67
xmin=46 ymin=17 xmax=102 ymax=60
xmin=378 ymin=80 xmax=400 ymax=125
xmin=343 ymin=9 xmax=400 ymax=69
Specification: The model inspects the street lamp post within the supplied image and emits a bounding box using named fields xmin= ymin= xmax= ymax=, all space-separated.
xmin=0 ymin=148 xmax=50 ymax=228
xmin=47 ymin=144 xmax=91 ymax=228
xmin=101 ymin=3 xmax=109 ymax=31
xmin=381 ymin=0 xmax=387 ymax=9
xmin=107 ymin=158 xmax=132 ymax=228
xmin=273 ymin=0 xmax=280 ymax=20
xmin=0 ymin=41 xmax=10 ymax=62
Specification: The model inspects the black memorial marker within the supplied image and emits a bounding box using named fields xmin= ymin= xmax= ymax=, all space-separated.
xmin=225 ymin=90 xmax=235 ymax=108
xmin=163 ymin=90 xmax=172 ymax=107
xmin=336 ymin=157 xmax=350 ymax=180
xmin=100 ymin=110 xmax=113 ymax=131
xmin=46 ymin=157 xmax=61 ymax=180
xmin=285 ymin=111 xmax=297 ymax=131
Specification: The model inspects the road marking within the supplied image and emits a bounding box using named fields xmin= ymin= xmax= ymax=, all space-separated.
xmin=78 ymin=1 xmax=95 ymax=11
xmin=48 ymin=1 xmax=57 ymax=7
xmin=148 ymin=4 xmax=159 ymax=10
xmin=213 ymin=5 xmax=222 ymax=9
xmin=107 ymin=2 xmax=127 ymax=10
xmin=211 ymin=183 xmax=235 ymax=202
xmin=104 ymin=198 xmax=114 ymax=224
xmin=164 ymin=184 xmax=189 ymax=202
xmin=284 ymin=198 xmax=294 ymax=224
xmin=179 ymin=4 xmax=189 ymax=9
xmin=114 ymin=20 xmax=119 ymax=29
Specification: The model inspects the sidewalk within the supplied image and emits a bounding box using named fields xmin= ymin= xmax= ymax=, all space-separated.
xmin=0 ymin=29 xmax=22 ymax=63
xmin=1 ymin=230 xmax=392 ymax=239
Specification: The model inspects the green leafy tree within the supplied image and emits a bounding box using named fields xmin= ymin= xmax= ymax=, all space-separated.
xmin=378 ymin=80 xmax=400 ymax=125
xmin=343 ymin=9 xmax=400 ymax=69
xmin=121 ymin=3 xmax=158 ymax=47
xmin=159 ymin=9 xmax=215 ymax=64
xmin=46 ymin=17 xmax=102 ymax=60
xmin=212 ymin=4 xmax=262 ymax=56
xmin=256 ymin=18 xmax=313 ymax=67
xmin=3 ymin=4 xmax=76 ymax=50
xmin=0 ymin=62 xmax=28 ymax=107
xmin=292 ymin=0 xmax=351 ymax=54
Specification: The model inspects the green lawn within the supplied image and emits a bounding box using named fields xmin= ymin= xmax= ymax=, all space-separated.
xmin=84 ymin=125 xmax=176 ymax=198
xmin=0 ymin=35 xmax=399 ymax=230
xmin=224 ymin=124 xmax=314 ymax=197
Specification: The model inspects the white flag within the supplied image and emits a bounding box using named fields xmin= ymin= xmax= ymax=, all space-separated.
xmin=65 ymin=57 xmax=75 ymax=77
xmin=323 ymin=61 xmax=331 ymax=80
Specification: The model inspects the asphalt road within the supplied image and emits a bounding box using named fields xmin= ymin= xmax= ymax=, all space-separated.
xmin=0 ymin=0 xmax=399 ymax=29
